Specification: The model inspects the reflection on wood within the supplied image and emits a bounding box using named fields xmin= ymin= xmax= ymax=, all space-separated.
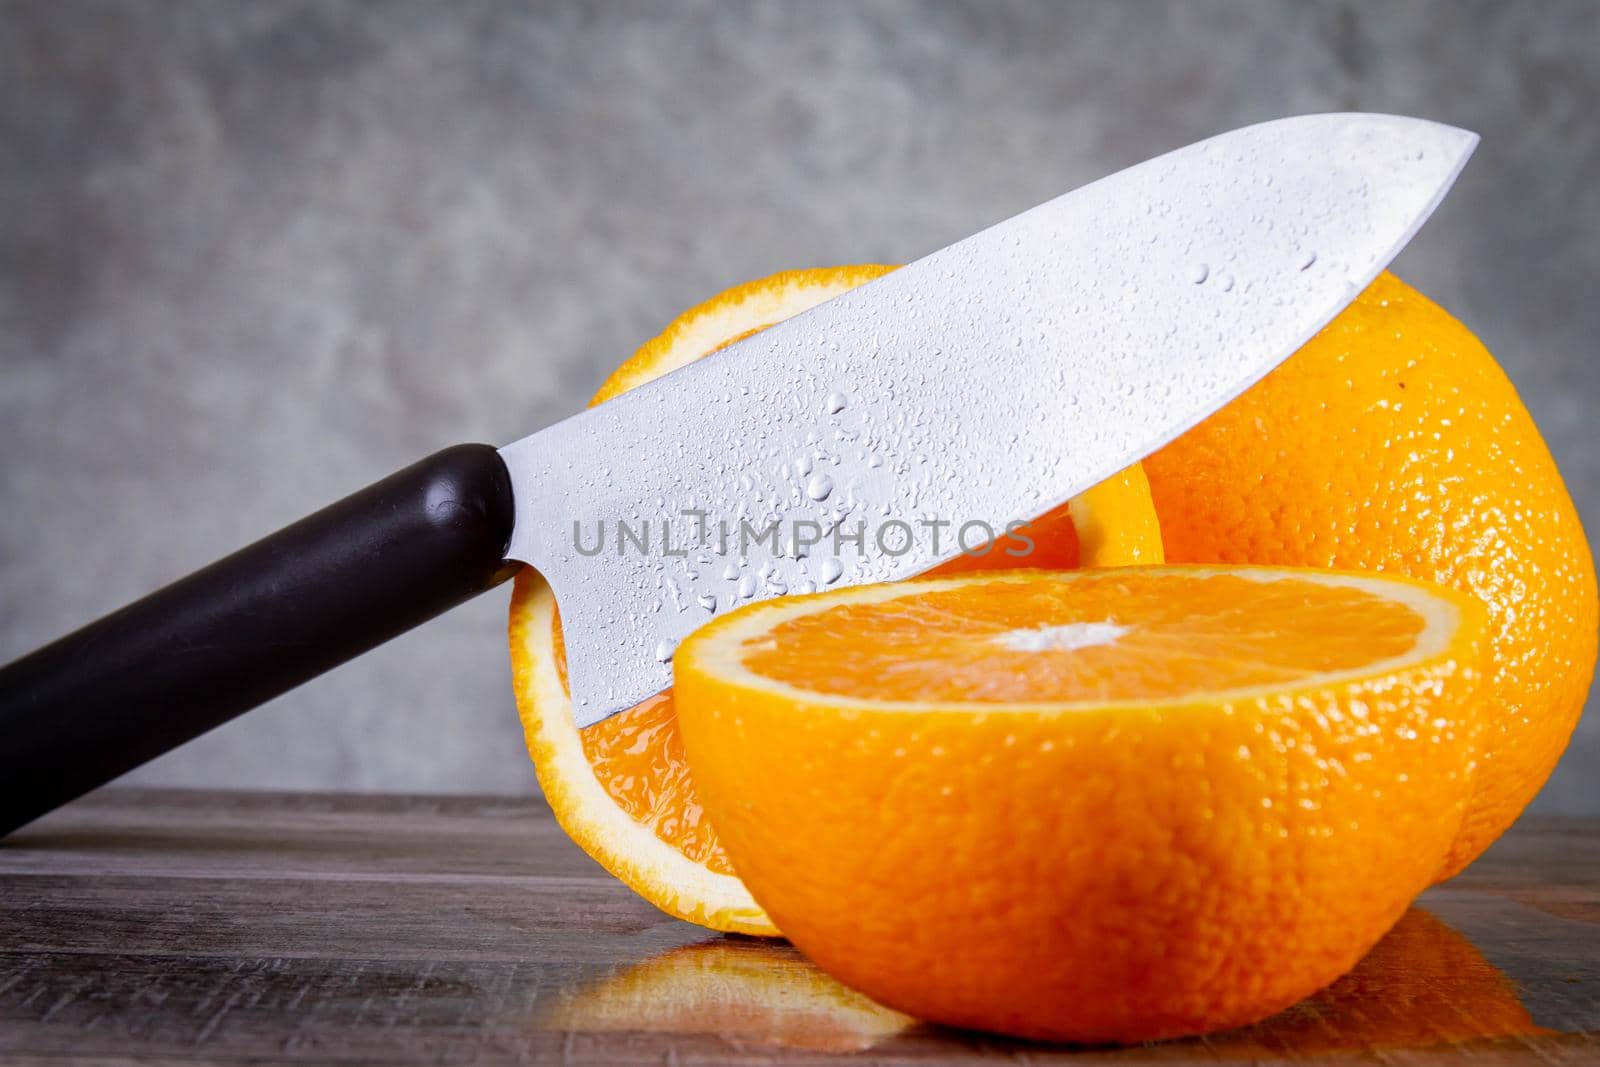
xmin=539 ymin=939 xmax=915 ymax=1053
xmin=1213 ymin=907 xmax=1546 ymax=1054
xmin=2 ymin=789 xmax=1598 ymax=1063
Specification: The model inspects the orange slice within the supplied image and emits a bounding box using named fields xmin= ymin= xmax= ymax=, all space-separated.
xmin=509 ymin=267 xmax=1164 ymax=935
xmin=674 ymin=565 xmax=1488 ymax=1042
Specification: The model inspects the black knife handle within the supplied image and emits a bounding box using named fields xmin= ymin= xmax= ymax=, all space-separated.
xmin=0 ymin=444 xmax=518 ymax=837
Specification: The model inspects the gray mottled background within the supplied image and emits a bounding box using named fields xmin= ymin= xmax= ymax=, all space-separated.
xmin=2 ymin=1 xmax=1596 ymax=806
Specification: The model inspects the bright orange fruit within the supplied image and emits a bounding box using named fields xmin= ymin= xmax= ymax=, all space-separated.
xmin=1144 ymin=272 xmax=1598 ymax=879
xmin=674 ymin=566 xmax=1488 ymax=1043
xmin=508 ymin=267 xmax=1164 ymax=934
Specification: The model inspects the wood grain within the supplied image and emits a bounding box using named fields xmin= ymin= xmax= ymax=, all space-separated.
xmin=3 ymin=789 xmax=1598 ymax=1064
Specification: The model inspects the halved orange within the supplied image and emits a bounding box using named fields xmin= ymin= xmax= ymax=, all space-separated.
xmin=509 ymin=267 xmax=1164 ymax=935
xmin=674 ymin=565 xmax=1488 ymax=1042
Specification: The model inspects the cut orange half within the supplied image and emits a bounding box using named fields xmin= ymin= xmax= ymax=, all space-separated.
xmin=674 ymin=566 xmax=1488 ymax=1042
xmin=509 ymin=267 xmax=1165 ymax=935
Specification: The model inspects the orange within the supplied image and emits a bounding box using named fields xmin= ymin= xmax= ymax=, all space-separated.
xmin=508 ymin=267 xmax=1164 ymax=935
xmin=674 ymin=566 xmax=1488 ymax=1042
xmin=1144 ymin=272 xmax=1598 ymax=879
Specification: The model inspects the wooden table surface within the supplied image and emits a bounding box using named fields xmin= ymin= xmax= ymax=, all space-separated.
xmin=2 ymin=790 xmax=1598 ymax=1065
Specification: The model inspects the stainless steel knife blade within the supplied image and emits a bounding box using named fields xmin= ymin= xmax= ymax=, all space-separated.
xmin=501 ymin=112 xmax=1476 ymax=727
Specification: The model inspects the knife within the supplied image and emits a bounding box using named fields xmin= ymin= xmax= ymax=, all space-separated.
xmin=0 ymin=113 xmax=1475 ymax=835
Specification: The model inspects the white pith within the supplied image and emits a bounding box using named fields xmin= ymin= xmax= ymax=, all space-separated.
xmin=689 ymin=565 xmax=1465 ymax=714
xmin=628 ymin=277 xmax=870 ymax=382
xmin=994 ymin=620 xmax=1130 ymax=652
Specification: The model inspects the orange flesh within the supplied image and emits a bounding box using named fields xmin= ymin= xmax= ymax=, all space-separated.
xmin=742 ymin=572 xmax=1427 ymax=704
xmin=925 ymin=499 xmax=1080 ymax=574
xmin=554 ymin=610 xmax=736 ymax=874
